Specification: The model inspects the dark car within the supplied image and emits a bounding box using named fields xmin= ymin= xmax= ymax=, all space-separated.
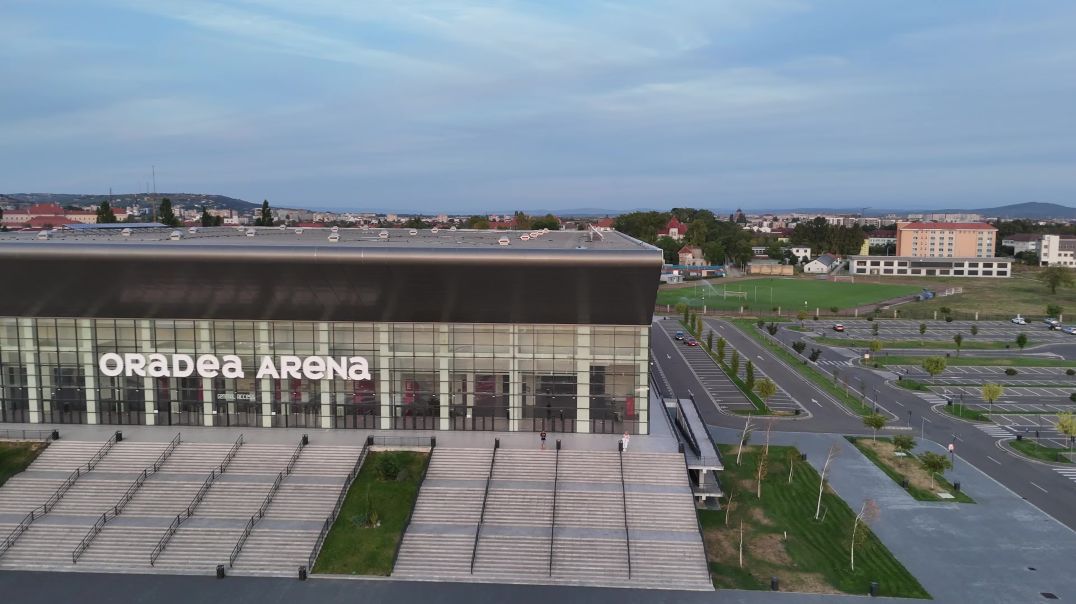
xmin=675 ymin=330 xmax=685 ymax=340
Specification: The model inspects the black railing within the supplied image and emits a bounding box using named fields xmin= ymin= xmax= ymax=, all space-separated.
xmin=0 ymin=428 xmax=56 ymax=442
xmin=618 ymin=446 xmax=632 ymax=580
xmin=0 ymin=431 xmax=120 ymax=560
xmin=229 ymin=436 xmax=306 ymax=568
xmin=469 ymin=440 xmax=499 ymax=574
xmin=150 ymin=434 xmax=243 ymax=565
xmin=390 ymin=439 xmax=434 ymax=569
xmin=306 ymin=437 xmax=373 ymax=572
xmin=547 ymin=444 xmax=560 ymax=577
xmin=151 ymin=433 xmax=183 ymax=473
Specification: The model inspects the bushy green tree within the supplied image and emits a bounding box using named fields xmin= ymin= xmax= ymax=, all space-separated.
xmin=96 ymin=200 xmax=117 ymax=223
xmin=157 ymin=197 xmax=179 ymax=227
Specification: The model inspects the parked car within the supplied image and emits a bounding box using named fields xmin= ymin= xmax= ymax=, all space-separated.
xmin=1063 ymin=327 xmax=1076 ymax=335
xmin=832 ymin=323 xmax=845 ymax=332
xmin=1011 ymin=316 xmax=1027 ymax=325
xmin=685 ymin=338 xmax=699 ymax=346
xmin=1043 ymin=318 xmax=1060 ymax=327
xmin=674 ymin=330 xmax=684 ymax=340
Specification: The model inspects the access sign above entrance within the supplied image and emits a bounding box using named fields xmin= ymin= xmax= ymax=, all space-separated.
xmin=98 ymin=353 xmax=372 ymax=381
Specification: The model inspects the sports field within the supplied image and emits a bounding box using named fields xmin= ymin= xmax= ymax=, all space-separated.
xmin=657 ymin=278 xmax=920 ymax=312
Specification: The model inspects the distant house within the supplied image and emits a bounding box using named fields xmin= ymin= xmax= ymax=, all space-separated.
xmin=657 ymin=217 xmax=686 ymax=241
xmin=804 ymin=253 xmax=840 ymax=274
xmin=867 ymin=229 xmax=897 ymax=246
xmin=677 ymin=245 xmax=707 ymax=267
xmin=1001 ymin=233 xmax=1041 ymax=254
xmin=788 ymin=246 xmax=811 ymax=262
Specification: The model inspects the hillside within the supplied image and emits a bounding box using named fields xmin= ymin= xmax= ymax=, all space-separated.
xmin=1 ymin=193 xmax=258 ymax=212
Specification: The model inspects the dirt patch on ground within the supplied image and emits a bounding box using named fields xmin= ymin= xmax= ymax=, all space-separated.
xmin=859 ymin=438 xmax=938 ymax=492
xmin=749 ymin=507 xmax=773 ymax=526
xmin=704 ymin=527 xmax=739 ymax=563
xmin=748 ymin=531 xmax=792 ymax=566
xmin=781 ymin=572 xmax=843 ymax=594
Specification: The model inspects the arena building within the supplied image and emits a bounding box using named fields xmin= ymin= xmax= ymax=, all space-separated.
xmin=0 ymin=226 xmax=661 ymax=435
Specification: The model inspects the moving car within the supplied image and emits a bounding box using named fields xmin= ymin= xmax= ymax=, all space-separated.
xmin=684 ymin=338 xmax=699 ymax=346
xmin=675 ymin=330 xmax=684 ymax=340
xmin=832 ymin=323 xmax=845 ymax=332
xmin=1011 ymin=315 xmax=1027 ymax=325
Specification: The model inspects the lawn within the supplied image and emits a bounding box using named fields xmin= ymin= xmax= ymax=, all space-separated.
xmin=730 ymin=319 xmax=873 ymax=416
xmin=939 ymin=405 xmax=990 ymax=422
xmin=313 ymin=450 xmax=429 ymax=575
xmin=875 ymin=356 xmax=1076 ymax=368
xmin=0 ymin=441 xmax=46 ymax=488
xmin=887 ymin=267 xmax=1076 ymax=320
xmin=658 ymin=277 xmax=919 ymax=312
xmin=1007 ymin=439 xmax=1073 ymax=464
xmin=848 ymin=437 xmax=974 ymax=503
xmin=701 ymin=444 xmax=929 ymax=598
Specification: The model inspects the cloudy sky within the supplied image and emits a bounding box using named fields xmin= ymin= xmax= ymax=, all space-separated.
xmin=2 ymin=1 xmax=1075 ymax=213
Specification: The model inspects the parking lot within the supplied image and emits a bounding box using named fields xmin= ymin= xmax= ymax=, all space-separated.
xmin=932 ymin=385 xmax=1076 ymax=405
xmin=658 ymin=322 xmax=805 ymax=416
xmin=810 ymin=319 xmax=1074 ymax=343
xmin=891 ymin=365 xmax=1076 ymax=385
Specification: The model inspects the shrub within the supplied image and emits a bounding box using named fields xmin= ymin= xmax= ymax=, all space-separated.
xmin=792 ymin=341 xmax=807 ymax=354
xmin=812 ymin=315 xmax=819 ymax=321
xmin=944 ymin=315 xmax=954 ymax=323
xmin=866 ymin=315 xmax=874 ymax=321
xmin=1004 ymin=368 xmax=1018 ymax=376
xmin=940 ymin=306 xmax=951 ymax=315
xmin=1067 ymin=369 xmax=1075 ymax=376
xmin=1071 ymin=393 xmax=1076 ymax=402
xmin=809 ymin=348 xmax=822 ymax=362
xmin=374 ymin=454 xmax=401 ymax=481
xmin=829 ymin=306 xmax=839 ymax=313
xmin=772 ymin=306 xmax=779 ymax=312
xmin=766 ymin=323 xmax=779 ymax=336
xmin=756 ymin=319 xmax=765 ymax=328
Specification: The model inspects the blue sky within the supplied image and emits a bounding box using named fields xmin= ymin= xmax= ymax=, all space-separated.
xmin=2 ymin=1 xmax=1075 ymax=213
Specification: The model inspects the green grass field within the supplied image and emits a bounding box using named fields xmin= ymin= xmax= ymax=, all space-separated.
xmin=0 ymin=442 xmax=46 ymax=488
xmin=1007 ymin=439 xmax=1073 ymax=464
xmin=657 ymin=278 xmax=920 ymax=312
xmin=702 ymin=444 xmax=928 ymax=597
xmin=313 ymin=451 xmax=429 ymax=575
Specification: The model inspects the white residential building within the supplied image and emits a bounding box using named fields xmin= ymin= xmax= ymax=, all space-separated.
xmin=1039 ymin=235 xmax=1076 ymax=267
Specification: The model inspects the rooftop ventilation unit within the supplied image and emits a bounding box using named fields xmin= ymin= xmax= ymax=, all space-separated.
xmin=520 ymin=234 xmax=530 ymax=241
xmin=235 ymin=226 xmax=245 ymax=231
xmin=328 ymin=233 xmax=340 ymax=243
xmin=331 ymin=226 xmax=340 ymax=233
xmin=498 ymin=236 xmax=510 ymax=246
xmin=431 ymin=227 xmax=439 ymax=234
xmin=36 ymin=230 xmax=50 ymax=240
xmin=294 ymin=227 xmax=304 ymax=235
xmin=278 ymin=224 xmax=286 ymax=231
xmin=169 ymin=230 xmax=183 ymax=241
xmin=409 ymin=229 xmax=418 ymax=236
xmin=245 ymin=228 xmax=256 ymax=237
xmin=360 ymin=224 xmax=369 ymax=230
xmin=530 ymin=231 xmax=539 ymax=238
xmin=121 ymin=228 xmax=132 ymax=237
xmin=379 ymin=230 xmax=389 ymax=239
xmin=450 ymin=225 xmax=457 ymax=231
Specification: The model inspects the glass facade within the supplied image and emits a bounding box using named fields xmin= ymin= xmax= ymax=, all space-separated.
xmin=0 ymin=317 xmax=649 ymax=434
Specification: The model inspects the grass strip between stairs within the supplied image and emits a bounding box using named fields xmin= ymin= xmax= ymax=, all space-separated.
xmin=313 ymin=450 xmax=429 ymax=575
xmin=0 ymin=441 xmax=47 ymax=488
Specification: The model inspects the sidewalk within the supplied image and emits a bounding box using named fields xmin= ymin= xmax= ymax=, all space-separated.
xmin=712 ymin=426 xmax=1076 ymax=603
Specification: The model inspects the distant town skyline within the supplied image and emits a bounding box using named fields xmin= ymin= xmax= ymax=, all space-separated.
xmin=3 ymin=1 xmax=1076 ymax=212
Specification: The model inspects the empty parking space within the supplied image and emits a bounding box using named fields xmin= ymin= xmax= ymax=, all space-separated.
xmin=811 ymin=320 xmax=1073 ymax=343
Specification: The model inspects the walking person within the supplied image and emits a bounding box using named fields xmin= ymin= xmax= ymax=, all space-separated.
xmin=621 ymin=431 xmax=630 ymax=452
xmin=540 ymin=431 xmax=547 ymax=450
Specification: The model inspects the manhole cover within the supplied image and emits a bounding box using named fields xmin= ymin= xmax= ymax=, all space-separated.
xmin=1041 ymin=593 xmax=1058 ymax=600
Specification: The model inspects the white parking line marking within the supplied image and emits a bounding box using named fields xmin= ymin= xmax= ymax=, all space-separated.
xmin=986 ymin=455 xmax=1001 ymax=465
xmin=1030 ymin=482 xmax=1048 ymax=494
xmin=810 ymin=398 xmax=822 ymax=407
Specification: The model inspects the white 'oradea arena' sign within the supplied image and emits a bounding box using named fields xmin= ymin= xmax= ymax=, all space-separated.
xmin=98 ymin=353 xmax=371 ymax=381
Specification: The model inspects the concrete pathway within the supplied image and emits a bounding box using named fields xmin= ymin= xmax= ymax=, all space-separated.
xmin=712 ymin=426 xmax=1076 ymax=603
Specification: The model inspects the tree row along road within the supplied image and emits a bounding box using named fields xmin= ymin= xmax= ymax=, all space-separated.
xmin=763 ymin=322 xmax=1076 ymax=531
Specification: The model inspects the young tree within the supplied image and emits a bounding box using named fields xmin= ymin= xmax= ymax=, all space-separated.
xmin=683 ymin=305 xmax=690 ymax=324
xmin=696 ymin=314 xmax=703 ymax=336
xmin=724 ymin=483 xmax=736 ymax=527
xmin=256 ymin=199 xmax=273 ymax=226
xmin=869 ymin=339 xmax=883 ymax=357
xmin=797 ymin=309 xmax=808 ymax=325
xmin=736 ymin=415 xmax=753 ymax=465
xmin=716 ymin=337 xmax=727 ymax=363
xmin=1039 ymin=266 xmax=1075 ymax=294
xmin=970 ymin=324 xmax=979 ymax=336
xmin=850 ymin=499 xmax=879 ymax=571
xmin=921 ymin=356 xmax=947 ymax=384
xmin=745 ymin=360 xmax=755 ymax=391
xmin=1016 ymin=333 xmax=1028 ymax=350
xmin=755 ymin=378 xmax=777 ymax=411
xmin=863 ymin=413 xmax=887 ymax=441
xmin=815 ymin=443 xmax=841 ymax=520
xmin=792 ymin=341 xmax=807 ymax=355
xmin=953 ymin=333 xmax=963 ymax=357
xmin=731 ymin=349 xmax=741 ymax=377
xmin=981 ymin=383 xmax=1003 ymax=413
xmin=706 ymin=330 xmax=714 ymax=351
xmin=1056 ymin=412 xmax=1076 ymax=455
xmin=892 ymin=434 xmax=916 ymax=454
xmin=756 ymin=451 xmax=769 ymax=499
xmin=871 ymin=322 xmax=880 ymax=337
xmin=918 ymin=322 xmax=927 ymax=345
xmin=920 ymin=451 xmax=952 ymax=490
xmin=809 ymin=348 xmax=822 ymax=362
xmin=786 ymin=449 xmax=799 ymax=484
xmin=96 ymin=200 xmax=117 ymax=223
xmin=739 ymin=520 xmax=745 ymax=568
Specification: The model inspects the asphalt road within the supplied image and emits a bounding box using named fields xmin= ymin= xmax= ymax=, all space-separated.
xmin=765 ymin=322 xmax=1076 ymax=530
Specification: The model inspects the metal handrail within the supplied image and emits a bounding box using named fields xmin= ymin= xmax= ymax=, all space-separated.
xmin=306 ymin=438 xmax=373 ymax=572
xmin=73 ymin=433 xmax=182 ymax=564
xmin=390 ymin=441 xmax=433 ymax=570
xmin=150 ymin=434 xmax=243 ymax=565
xmin=547 ymin=445 xmax=560 ymax=577
xmin=618 ymin=447 xmax=632 ymax=580
xmin=469 ymin=442 xmax=498 ymax=574
xmin=229 ymin=436 xmax=306 ymax=567
xmin=1 ymin=431 xmax=119 ymax=560
xmin=675 ymin=396 xmax=703 ymax=458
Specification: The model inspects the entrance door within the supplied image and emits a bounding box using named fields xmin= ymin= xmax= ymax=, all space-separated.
xmin=272 ymin=402 xmax=321 ymax=428
xmin=47 ymin=367 xmax=86 ymax=424
xmin=1 ymin=366 xmax=29 ymax=423
xmin=532 ymin=375 xmax=576 ymax=432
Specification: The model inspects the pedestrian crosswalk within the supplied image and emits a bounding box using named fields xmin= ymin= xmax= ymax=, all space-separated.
xmin=1055 ymin=467 xmax=1076 ymax=484
xmin=974 ymin=424 xmax=1013 ymax=438
xmin=816 ymin=359 xmax=855 ymax=367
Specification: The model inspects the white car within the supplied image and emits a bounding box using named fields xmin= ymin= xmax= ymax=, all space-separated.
xmin=1011 ymin=316 xmax=1026 ymax=325
xmin=1043 ymin=318 xmax=1060 ymax=327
